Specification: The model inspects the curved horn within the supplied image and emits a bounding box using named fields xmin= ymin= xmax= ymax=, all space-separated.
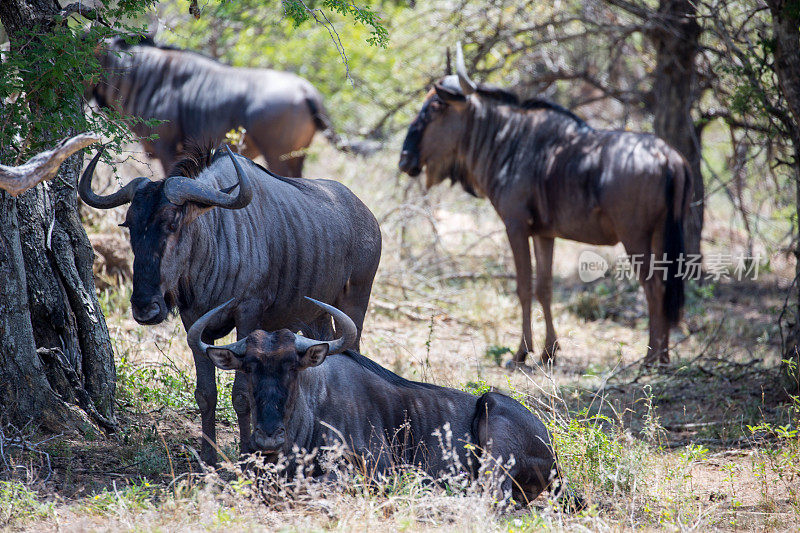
xmin=78 ymin=147 xmax=148 ymax=209
xmin=445 ymin=47 xmax=453 ymax=76
xmin=163 ymin=145 xmax=253 ymax=209
xmin=187 ymin=299 xmax=247 ymax=357
xmin=294 ymin=297 xmax=358 ymax=356
xmin=455 ymin=41 xmax=476 ymax=95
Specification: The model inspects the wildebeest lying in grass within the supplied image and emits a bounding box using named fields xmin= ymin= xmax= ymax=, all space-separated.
xmin=188 ymin=297 xmax=583 ymax=510
xmin=399 ymin=43 xmax=690 ymax=368
xmin=79 ymin=145 xmax=381 ymax=464
xmin=91 ymin=36 xmax=359 ymax=177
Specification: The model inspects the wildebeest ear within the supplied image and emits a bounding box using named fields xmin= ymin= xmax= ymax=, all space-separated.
xmin=207 ymin=347 xmax=244 ymax=371
xmin=298 ymin=344 xmax=329 ymax=370
xmin=182 ymin=203 xmax=215 ymax=225
xmin=434 ymin=83 xmax=467 ymax=105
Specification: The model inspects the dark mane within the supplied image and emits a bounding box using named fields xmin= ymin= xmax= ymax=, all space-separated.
xmin=168 ymin=142 xmax=313 ymax=190
xmin=476 ymin=85 xmax=589 ymax=129
xmin=339 ymin=350 xmax=439 ymax=390
xmin=168 ymin=141 xmax=220 ymax=179
xmin=115 ymin=35 xmax=218 ymax=63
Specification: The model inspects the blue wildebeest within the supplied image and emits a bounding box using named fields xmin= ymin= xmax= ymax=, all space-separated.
xmin=399 ymin=44 xmax=690 ymax=368
xmin=91 ymin=36 xmax=350 ymax=177
xmin=189 ymin=297 xmax=582 ymax=509
xmin=79 ymin=145 xmax=382 ymax=463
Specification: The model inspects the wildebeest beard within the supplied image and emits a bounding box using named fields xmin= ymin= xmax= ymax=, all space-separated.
xmin=426 ymin=155 xmax=479 ymax=198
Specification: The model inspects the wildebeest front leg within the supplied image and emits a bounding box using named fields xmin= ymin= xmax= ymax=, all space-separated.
xmin=533 ymin=236 xmax=559 ymax=363
xmin=504 ymin=222 xmax=534 ymax=367
xmin=192 ymin=347 xmax=218 ymax=465
xmin=232 ymin=370 xmax=254 ymax=454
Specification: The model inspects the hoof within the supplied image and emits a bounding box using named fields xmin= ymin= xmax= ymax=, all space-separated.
xmin=505 ymin=359 xmax=535 ymax=373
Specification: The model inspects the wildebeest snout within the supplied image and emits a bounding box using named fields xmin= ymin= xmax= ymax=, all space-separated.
xmin=398 ymin=150 xmax=421 ymax=176
xmin=131 ymin=299 xmax=165 ymax=325
xmin=252 ymin=427 xmax=285 ymax=452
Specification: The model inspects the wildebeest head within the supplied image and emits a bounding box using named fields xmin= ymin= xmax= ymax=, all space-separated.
xmin=79 ymin=146 xmax=252 ymax=324
xmin=188 ymin=297 xmax=358 ymax=454
xmin=399 ymin=42 xmax=477 ymax=192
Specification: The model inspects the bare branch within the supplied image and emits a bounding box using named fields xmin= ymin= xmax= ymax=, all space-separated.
xmin=603 ymin=0 xmax=653 ymax=20
xmin=0 ymin=133 xmax=101 ymax=197
xmin=699 ymin=108 xmax=773 ymax=135
xmin=58 ymin=2 xmax=109 ymax=26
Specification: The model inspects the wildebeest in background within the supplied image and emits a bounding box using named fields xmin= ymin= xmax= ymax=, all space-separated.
xmin=189 ymin=297 xmax=583 ymax=510
xmin=91 ymin=36 xmax=350 ymax=177
xmin=79 ymin=145 xmax=382 ymax=464
xmin=399 ymin=44 xmax=689 ymax=367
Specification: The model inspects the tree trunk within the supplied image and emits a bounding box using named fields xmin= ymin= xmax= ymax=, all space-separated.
xmin=766 ymin=0 xmax=800 ymax=394
xmin=650 ymin=0 xmax=703 ymax=258
xmin=0 ymin=1 xmax=116 ymax=431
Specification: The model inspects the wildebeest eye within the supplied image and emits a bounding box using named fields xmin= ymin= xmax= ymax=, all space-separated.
xmin=165 ymin=212 xmax=181 ymax=232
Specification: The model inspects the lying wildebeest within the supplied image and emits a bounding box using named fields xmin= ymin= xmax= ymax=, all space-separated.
xmin=79 ymin=145 xmax=381 ymax=463
xmin=90 ymin=36 xmax=352 ymax=177
xmin=189 ymin=297 xmax=581 ymax=509
xmin=399 ymin=44 xmax=689 ymax=367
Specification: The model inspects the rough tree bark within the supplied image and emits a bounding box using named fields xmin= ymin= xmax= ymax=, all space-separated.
xmin=605 ymin=0 xmax=704 ymax=257
xmin=766 ymin=0 xmax=800 ymax=393
xmin=650 ymin=0 xmax=703 ymax=258
xmin=0 ymin=1 xmax=116 ymax=432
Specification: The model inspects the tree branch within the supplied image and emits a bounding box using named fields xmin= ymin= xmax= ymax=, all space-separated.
xmin=58 ymin=3 xmax=109 ymax=26
xmin=699 ymin=108 xmax=773 ymax=134
xmin=0 ymin=133 xmax=101 ymax=197
xmin=603 ymin=0 xmax=653 ymax=20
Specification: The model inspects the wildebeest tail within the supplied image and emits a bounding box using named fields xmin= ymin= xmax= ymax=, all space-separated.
xmin=663 ymin=164 xmax=689 ymax=325
xmin=305 ymin=95 xmax=348 ymax=151
xmin=305 ymin=96 xmax=382 ymax=156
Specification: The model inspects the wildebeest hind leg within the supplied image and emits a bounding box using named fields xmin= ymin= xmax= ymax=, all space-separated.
xmin=533 ymin=236 xmax=558 ymax=363
xmin=305 ymin=313 xmax=334 ymax=340
xmin=474 ymin=393 xmax=557 ymax=507
xmin=625 ymin=238 xmax=669 ymax=366
xmin=640 ymin=268 xmax=669 ymax=366
xmin=334 ymin=280 xmax=373 ymax=351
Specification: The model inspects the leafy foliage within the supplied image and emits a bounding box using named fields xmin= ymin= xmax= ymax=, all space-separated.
xmin=0 ymin=481 xmax=53 ymax=527
xmin=157 ymin=0 xmax=448 ymax=137
xmin=0 ymin=3 xmax=156 ymax=162
xmin=282 ymin=0 xmax=388 ymax=47
xmin=549 ymin=411 xmax=649 ymax=495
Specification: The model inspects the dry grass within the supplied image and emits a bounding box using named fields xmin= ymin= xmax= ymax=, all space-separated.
xmin=1 ymin=141 xmax=798 ymax=532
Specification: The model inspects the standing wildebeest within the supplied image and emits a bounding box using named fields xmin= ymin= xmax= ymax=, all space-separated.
xmin=189 ymin=297 xmax=582 ymax=509
xmin=79 ymin=145 xmax=381 ymax=463
xmin=399 ymin=44 xmax=689 ymax=367
xmin=91 ymin=36 xmax=346 ymax=177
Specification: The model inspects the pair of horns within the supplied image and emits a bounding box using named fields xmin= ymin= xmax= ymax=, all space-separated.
xmin=78 ymin=145 xmax=252 ymax=210
xmin=187 ymin=297 xmax=358 ymax=359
